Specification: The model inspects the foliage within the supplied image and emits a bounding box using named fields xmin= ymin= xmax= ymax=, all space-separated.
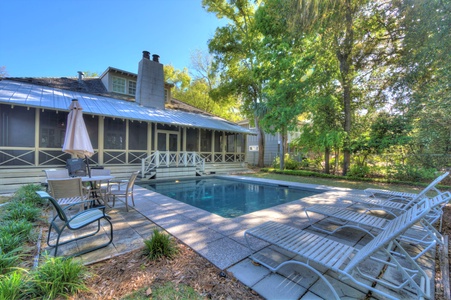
xmin=272 ymin=154 xmax=300 ymax=170
xmin=394 ymin=0 xmax=451 ymax=162
xmin=164 ymin=57 xmax=241 ymax=122
xmin=3 ymin=201 xmax=41 ymax=223
xmin=143 ymin=229 xmax=178 ymax=260
xmin=0 ymin=270 xmax=28 ymax=300
xmin=203 ymin=0 xmax=267 ymax=167
xmin=389 ymin=165 xmax=438 ymax=183
xmin=0 ymin=232 xmax=23 ymax=254
xmin=11 ymin=184 xmax=46 ymax=207
xmin=0 ymin=220 xmax=33 ymax=242
xmin=347 ymin=164 xmax=371 ymax=179
xmin=0 ymin=248 xmax=23 ymax=275
xmin=30 ymin=255 xmax=88 ymax=299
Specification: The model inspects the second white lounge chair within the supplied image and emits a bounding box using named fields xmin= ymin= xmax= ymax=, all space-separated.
xmin=245 ymin=198 xmax=433 ymax=300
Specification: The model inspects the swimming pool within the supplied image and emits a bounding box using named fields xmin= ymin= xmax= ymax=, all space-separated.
xmin=141 ymin=177 xmax=324 ymax=218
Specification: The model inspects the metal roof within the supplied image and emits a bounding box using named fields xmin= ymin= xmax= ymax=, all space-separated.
xmin=0 ymin=80 xmax=252 ymax=134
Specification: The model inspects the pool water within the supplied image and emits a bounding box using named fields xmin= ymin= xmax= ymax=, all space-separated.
xmin=141 ymin=177 xmax=323 ymax=218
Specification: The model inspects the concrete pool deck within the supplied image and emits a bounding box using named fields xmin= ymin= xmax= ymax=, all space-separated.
xmin=50 ymin=175 xmax=436 ymax=299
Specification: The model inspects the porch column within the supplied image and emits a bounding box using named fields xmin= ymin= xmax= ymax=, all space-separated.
xmin=98 ymin=117 xmax=104 ymax=164
xmin=34 ymin=108 xmax=39 ymax=166
xmin=182 ymin=127 xmax=187 ymax=152
xmin=222 ymin=131 xmax=226 ymax=162
xmin=147 ymin=122 xmax=152 ymax=155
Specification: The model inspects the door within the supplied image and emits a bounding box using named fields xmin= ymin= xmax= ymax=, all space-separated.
xmin=157 ymin=132 xmax=179 ymax=152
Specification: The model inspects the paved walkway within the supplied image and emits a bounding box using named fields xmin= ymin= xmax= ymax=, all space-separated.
xmin=48 ymin=175 xmax=436 ymax=300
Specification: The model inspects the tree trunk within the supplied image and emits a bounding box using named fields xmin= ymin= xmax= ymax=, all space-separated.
xmin=255 ymin=118 xmax=265 ymax=168
xmin=324 ymin=146 xmax=330 ymax=174
xmin=279 ymin=133 xmax=286 ymax=170
xmin=337 ymin=0 xmax=354 ymax=176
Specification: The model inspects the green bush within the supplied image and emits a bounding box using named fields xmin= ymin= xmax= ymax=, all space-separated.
xmin=12 ymin=184 xmax=46 ymax=207
xmin=30 ymin=255 xmax=88 ymax=299
xmin=143 ymin=229 xmax=178 ymax=260
xmin=272 ymin=154 xmax=300 ymax=170
xmin=3 ymin=201 xmax=41 ymax=223
xmin=391 ymin=164 xmax=437 ymax=182
xmin=0 ymin=248 xmax=23 ymax=275
xmin=0 ymin=270 xmax=28 ymax=300
xmin=0 ymin=220 xmax=33 ymax=241
xmin=347 ymin=164 xmax=371 ymax=178
xmin=0 ymin=232 xmax=23 ymax=254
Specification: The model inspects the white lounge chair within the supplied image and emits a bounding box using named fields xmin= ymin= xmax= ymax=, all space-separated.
xmin=304 ymin=192 xmax=450 ymax=259
xmin=338 ymin=172 xmax=449 ymax=216
xmin=245 ymin=198 xmax=433 ymax=300
xmin=364 ymin=172 xmax=448 ymax=200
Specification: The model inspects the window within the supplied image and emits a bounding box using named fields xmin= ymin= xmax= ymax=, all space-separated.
xmin=128 ymin=80 xmax=136 ymax=95
xmin=1 ymin=104 xmax=35 ymax=147
xmin=112 ymin=77 xmax=126 ymax=94
xmin=104 ymin=117 xmax=126 ymax=149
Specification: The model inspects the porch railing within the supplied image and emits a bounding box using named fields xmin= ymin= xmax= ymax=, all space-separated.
xmin=141 ymin=151 xmax=205 ymax=177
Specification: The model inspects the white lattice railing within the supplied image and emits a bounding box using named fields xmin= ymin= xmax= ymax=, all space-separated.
xmin=141 ymin=151 xmax=205 ymax=176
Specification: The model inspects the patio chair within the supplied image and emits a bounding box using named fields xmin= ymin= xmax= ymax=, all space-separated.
xmin=337 ymin=172 xmax=449 ymax=216
xmin=47 ymin=177 xmax=91 ymax=211
xmin=90 ymin=168 xmax=112 ymax=204
xmin=107 ymin=171 xmax=139 ymax=212
xmin=364 ymin=172 xmax=449 ymax=200
xmin=44 ymin=169 xmax=70 ymax=179
xmin=304 ymin=192 xmax=451 ymax=259
xmin=245 ymin=198 xmax=433 ymax=300
xmin=36 ymin=191 xmax=113 ymax=257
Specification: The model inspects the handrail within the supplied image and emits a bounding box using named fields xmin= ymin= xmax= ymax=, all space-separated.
xmin=141 ymin=151 xmax=205 ymax=176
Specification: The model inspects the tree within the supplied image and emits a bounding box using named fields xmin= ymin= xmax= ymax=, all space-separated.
xmin=203 ymin=0 xmax=267 ymax=167
xmin=164 ymin=62 xmax=241 ymax=122
xmin=273 ymin=0 xmax=404 ymax=175
xmin=394 ymin=0 xmax=451 ymax=168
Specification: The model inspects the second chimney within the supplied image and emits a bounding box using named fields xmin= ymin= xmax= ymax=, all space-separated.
xmin=135 ymin=50 xmax=165 ymax=109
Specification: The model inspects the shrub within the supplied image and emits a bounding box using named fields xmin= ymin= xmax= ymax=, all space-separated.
xmin=272 ymin=154 xmax=300 ymax=170
xmin=347 ymin=164 xmax=371 ymax=178
xmin=30 ymin=255 xmax=88 ymax=299
xmin=0 ymin=270 xmax=28 ymax=300
xmin=0 ymin=232 xmax=23 ymax=254
xmin=12 ymin=184 xmax=46 ymax=207
xmin=3 ymin=201 xmax=41 ymax=223
xmin=0 ymin=248 xmax=23 ymax=275
xmin=0 ymin=220 xmax=33 ymax=241
xmin=143 ymin=229 xmax=178 ymax=260
xmin=391 ymin=164 xmax=437 ymax=182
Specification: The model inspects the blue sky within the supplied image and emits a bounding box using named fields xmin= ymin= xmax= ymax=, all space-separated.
xmin=0 ymin=0 xmax=225 ymax=77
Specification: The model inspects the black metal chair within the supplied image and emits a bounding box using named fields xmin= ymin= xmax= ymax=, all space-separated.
xmin=37 ymin=191 xmax=113 ymax=257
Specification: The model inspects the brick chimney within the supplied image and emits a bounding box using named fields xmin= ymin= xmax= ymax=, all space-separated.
xmin=135 ymin=50 xmax=165 ymax=109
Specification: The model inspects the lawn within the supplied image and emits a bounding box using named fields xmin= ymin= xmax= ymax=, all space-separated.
xmin=246 ymin=172 xmax=430 ymax=192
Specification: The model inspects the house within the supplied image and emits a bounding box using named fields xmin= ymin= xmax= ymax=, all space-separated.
xmin=0 ymin=51 xmax=253 ymax=193
xmin=238 ymin=120 xmax=301 ymax=166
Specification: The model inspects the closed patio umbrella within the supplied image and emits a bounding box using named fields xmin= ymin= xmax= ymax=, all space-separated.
xmin=62 ymin=99 xmax=94 ymax=177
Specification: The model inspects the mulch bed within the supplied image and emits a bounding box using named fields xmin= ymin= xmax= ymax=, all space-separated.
xmin=72 ymin=242 xmax=262 ymax=300
xmin=70 ymin=205 xmax=451 ymax=300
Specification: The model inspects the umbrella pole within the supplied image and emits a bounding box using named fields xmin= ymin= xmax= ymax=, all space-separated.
xmin=85 ymin=156 xmax=91 ymax=178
